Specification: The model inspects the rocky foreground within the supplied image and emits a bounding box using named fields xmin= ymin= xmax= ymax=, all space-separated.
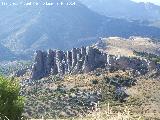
xmin=21 ymin=69 xmax=138 ymax=119
xmin=20 ymin=68 xmax=160 ymax=119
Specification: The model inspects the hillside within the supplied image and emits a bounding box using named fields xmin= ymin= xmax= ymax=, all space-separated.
xmin=0 ymin=43 xmax=15 ymax=61
xmin=2 ymin=39 xmax=159 ymax=119
xmin=20 ymin=69 xmax=160 ymax=119
xmin=94 ymin=37 xmax=160 ymax=57
xmin=0 ymin=0 xmax=160 ymax=57
xmin=79 ymin=0 xmax=160 ymax=21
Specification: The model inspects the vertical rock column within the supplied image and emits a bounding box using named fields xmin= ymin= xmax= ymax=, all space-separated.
xmin=56 ymin=50 xmax=65 ymax=75
xmin=48 ymin=50 xmax=58 ymax=75
xmin=72 ymin=48 xmax=77 ymax=68
xmin=43 ymin=51 xmax=48 ymax=76
xmin=32 ymin=51 xmax=46 ymax=80
xmin=81 ymin=46 xmax=86 ymax=58
xmin=66 ymin=51 xmax=72 ymax=73
xmin=82 ymin=47 xmax=95 ymax=73
xmin=72 ymin=48 xmax=83 ymax=74
xmin=46 ymin=50 xmax=55 ymax=74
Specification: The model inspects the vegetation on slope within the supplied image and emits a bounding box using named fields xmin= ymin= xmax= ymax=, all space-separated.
xmin=134 ymin=51 xmax=160 ymax=64
xmin=21 ymin=69 xmax=140 ymax=119
xmin=0 ymin=60 xmax=32 ymax=76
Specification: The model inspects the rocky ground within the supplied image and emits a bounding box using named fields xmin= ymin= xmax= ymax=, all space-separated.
xmin=15 ymin=39 xmax=160 ymax=119
xmin=126 ymin=75 xmax=160 ymax=119
xmin=20 ymin=69 xmax=146 ymax=119
xmin=19 ymin=68 xmax=160 ymax=119
xmin=21 ymin=73 xmax=103 ymax=119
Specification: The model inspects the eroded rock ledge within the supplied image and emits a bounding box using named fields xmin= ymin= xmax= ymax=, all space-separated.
xmin=32 ymin=46 xmax=158 ymax=80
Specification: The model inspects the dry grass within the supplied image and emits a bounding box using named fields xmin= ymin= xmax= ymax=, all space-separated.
xmin=94 ymin=37 xmax=160 ymax=57
xmin=20 ymin=69 xmax=160 ymax=119
xmin=61 ymin=69 xmax=130 ymax=90
xmin=126 ymin=76 xmax=160 ymax=119
xmin=27 ymin=103 xmax=143 ymax=120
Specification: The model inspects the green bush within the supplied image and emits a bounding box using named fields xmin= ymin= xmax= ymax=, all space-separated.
xmin=134 ymin=51 xmax=160 ymax=63
xmin=0 ymin=76 xmax=25 ymax=120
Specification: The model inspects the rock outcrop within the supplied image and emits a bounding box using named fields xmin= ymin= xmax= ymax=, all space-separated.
xmin=32 ymin=46 xmax=158 ymax=80
xmin=32 ymin=46 xmax=106 ymax=79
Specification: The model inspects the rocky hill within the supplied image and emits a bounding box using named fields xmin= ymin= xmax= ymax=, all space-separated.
xmin=31 ymin=46 xmax=159 ymax=80
xmin=94 ymin=37 xmax=160 ymax=57
xmin=17 ymin=41 xmax=160 ymax=119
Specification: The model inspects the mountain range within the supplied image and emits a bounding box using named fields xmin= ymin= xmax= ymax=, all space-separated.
xmin=0 ymin=0 xmax=160 ymax=60
xmin=79 ymin=0 xmax=160 ymax=21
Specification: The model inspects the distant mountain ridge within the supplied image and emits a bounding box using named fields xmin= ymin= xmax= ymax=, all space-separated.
xmin=0 ymin=43 xmax=15 ymax=60
xmin=0 ymin=0 xmax=160 ymax=60
xmin=79 ymin=0 xmax=160 ymax=21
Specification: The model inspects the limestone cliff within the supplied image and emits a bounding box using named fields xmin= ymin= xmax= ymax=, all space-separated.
xmin=31 ymin=46 xmax=158 ymax=80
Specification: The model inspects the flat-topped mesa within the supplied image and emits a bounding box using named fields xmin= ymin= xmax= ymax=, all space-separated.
xmin=31 ymin=46 xmax=158 ymax=80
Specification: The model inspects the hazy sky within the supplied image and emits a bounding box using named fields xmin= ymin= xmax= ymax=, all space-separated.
xmin=131 ymin=0 xmax=160 ymax=5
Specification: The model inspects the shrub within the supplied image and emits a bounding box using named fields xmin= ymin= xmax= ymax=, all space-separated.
xmin=0 ymin=76 xmax=25 ymax=120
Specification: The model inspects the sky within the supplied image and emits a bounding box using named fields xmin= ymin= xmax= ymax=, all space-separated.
xmin=131 ymin=0 xmax=160 ymax=5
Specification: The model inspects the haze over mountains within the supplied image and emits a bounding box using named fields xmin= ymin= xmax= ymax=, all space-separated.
xmin=0 ymin=0 xmax=160 ymax=60
xmin=79 ymin=0 xmax=160 ymax=21
xmin=0 ymin=43 xmax=15 ymax=60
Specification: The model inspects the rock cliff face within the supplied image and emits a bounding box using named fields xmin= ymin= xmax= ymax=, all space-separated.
xmin=32 ymin=47 xmax=106 ymax=79
xmin=31 ymin=46 xmax=158 ymax=80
